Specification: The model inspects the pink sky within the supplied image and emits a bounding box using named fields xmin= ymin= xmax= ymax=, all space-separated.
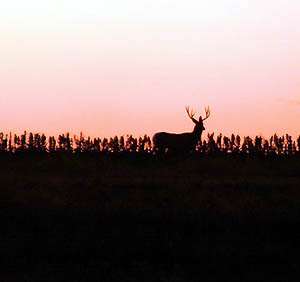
xmin=1 ymin=1 xmax=300 ymax=138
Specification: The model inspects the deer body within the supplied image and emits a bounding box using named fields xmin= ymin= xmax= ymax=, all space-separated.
xmin=153 ymin=106 xmax=210 ymax=154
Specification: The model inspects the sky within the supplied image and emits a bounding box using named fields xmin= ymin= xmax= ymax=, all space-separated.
xmin=1 ymin=0 xmax=300 ymax=138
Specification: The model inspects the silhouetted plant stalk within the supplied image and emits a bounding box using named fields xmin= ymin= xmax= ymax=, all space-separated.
xmin=0 ymin=131 xmax=299 ymax=156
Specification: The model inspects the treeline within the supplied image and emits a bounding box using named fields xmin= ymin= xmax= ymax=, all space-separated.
xmin=198 ymin=133 xmax=298 ymax=156
xmin=0 ymin=131 xmax=300 ymax=156
xmin=0 ymin=132 xmax=152 ymax=153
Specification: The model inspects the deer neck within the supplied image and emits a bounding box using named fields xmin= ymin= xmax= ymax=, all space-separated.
xmin=193 ymin=126 xmax=203 ymax=141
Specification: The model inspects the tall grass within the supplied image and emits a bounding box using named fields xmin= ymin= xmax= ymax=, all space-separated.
xmin=0 ymin=131 xmax=299 ymax=156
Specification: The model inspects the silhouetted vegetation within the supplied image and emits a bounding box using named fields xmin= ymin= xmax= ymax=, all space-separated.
xmin=1 ymin=131 xmax=300 ymax=157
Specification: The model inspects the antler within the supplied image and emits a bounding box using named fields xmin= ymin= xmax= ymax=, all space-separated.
xmin=185 ymin=106 xmax=196 ymax=120
xmin=202 ymin=106 xmax=211 ymax=121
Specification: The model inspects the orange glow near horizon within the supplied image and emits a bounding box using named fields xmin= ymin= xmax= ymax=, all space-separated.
xmin=1 ymin=1 xmax=300 ymax=139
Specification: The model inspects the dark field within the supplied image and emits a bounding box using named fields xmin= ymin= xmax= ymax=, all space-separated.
xmin=1 ymin=153 xmax=300 ymax=281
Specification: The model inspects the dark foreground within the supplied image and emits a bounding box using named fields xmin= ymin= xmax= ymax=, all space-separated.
xmin=1 ymin=153 xmax=300 ymax=281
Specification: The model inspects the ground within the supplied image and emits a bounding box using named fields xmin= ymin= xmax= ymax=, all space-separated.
xmin=1 ymin=153 xmax=300 ymax=281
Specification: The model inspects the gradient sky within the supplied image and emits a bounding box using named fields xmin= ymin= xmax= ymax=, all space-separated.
xmin=1 ymin=0 xmax=300 ymax=138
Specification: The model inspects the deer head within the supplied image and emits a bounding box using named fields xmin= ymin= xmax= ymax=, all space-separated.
xmin=186 ymin=106 xmax=210 ymax=135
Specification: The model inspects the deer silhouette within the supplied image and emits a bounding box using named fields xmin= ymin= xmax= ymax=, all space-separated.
xmin=153 ymin=106 xmax=211 ymax=154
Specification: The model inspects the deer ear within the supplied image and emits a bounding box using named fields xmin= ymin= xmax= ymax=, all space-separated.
xmin=199 ymin=116 xmax=203 ymax=122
